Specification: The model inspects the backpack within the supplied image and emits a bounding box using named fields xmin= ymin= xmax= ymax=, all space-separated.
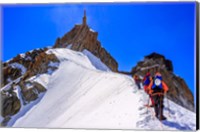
xmin=143 ymin=75 xmax=151 ymax=86
xmin=152 ymin=75 xmax=163 ymax=89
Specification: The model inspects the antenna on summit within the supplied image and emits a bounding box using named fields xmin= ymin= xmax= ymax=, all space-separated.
xmin=84 ymin=10 xmax=86 ymax=17
xmin=83 ymin=9 xmax=87 ymax=26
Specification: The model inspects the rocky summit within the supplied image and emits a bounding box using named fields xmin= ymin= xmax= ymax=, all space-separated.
xmin=53 ymin=10 xmax=118 ymax=72
xmin=131 ymin=52 xmax=194 ymax=112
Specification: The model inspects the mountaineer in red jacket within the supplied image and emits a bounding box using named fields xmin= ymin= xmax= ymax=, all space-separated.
xmin=143 ymin=70 xmax=154 ymax=107
xmin=147 ymin=71 xmax=169 ymax=120
xmin=143 ymin=70 xmax=151 ymax=93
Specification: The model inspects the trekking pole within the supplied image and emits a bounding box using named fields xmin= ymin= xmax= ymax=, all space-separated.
xmin=165 ymin=93 xmax=171 ymax=118
xmin=159 ymin=97 xmax=164 ymax=130
xmin=167 ymin=97 xmax=171 ymax=118
xmin=147 ymin=95 xmax=150 ymax=114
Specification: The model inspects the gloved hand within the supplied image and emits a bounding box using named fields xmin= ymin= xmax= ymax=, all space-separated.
xmin=164 ymin=90 xmax=168 ymax=95
xmin=148 ymin=90 xmax=153 ymax=95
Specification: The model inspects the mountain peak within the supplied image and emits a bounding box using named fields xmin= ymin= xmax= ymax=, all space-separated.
xmin=53 ymin=11 xmax=118 ymax=72
xmin=145 ymin=52 xmax=165 ymax=60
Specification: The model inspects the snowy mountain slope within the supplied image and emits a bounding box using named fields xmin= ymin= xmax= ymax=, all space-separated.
xmin=4 ymin=48 xmax=195 ymax=130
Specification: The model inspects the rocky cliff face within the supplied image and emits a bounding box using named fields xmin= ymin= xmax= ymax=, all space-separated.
xmin=2 ymin=48 xmax=59 ymax=87
xmin=1 ymin=48 xmax=60 ymax=126
xmin=53 ymin=14 xmax=118 ymax=72
xmin=131 ymin=52 xmax=194 ymax=112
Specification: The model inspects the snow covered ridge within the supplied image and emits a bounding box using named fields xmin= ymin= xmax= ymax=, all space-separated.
xmin=46 ymin=48 xmax=111 ymax=72
xmin=0 ymin=48 xmax=111 ymax=126
xmin=0 ymin=48 xmax=195 ymax=130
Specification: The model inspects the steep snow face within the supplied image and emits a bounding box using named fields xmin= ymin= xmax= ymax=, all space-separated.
xmin=46 ymin=48 xmax=96 ymax=70
xmin=13 ymin=48 xmax=140 ymax=128
xmin=10 ymin=48 xmax=196 ymax=130
xmin=82 ymin=49 xmax=111 ymax=72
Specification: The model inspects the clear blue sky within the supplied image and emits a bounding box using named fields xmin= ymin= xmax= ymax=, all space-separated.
xmin=2 ymin=3 xmax=196 ymax=98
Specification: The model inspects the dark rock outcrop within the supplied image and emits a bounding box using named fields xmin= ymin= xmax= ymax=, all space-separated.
xmin=1 ymin=91 xmax=21 ymax=117
xmin=144 ymin=52 xmax=173 ymax=72
xmin=1 ymin=48 xmax=59 ymax=124
xmin=2 ymin=48 xmax=59 ymax=87
xmin=131 ymin=52 xmax=194 ymax=112
xmin=1 ymin=78 xmax=47 ymax=121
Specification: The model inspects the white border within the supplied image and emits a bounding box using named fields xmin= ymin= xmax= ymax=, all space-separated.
xmin=0 ymin=0 xmax=199 ymax=132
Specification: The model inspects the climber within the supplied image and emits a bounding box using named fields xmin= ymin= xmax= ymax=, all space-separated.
xmin=143 ymin=70 xmax=154 ymax=107
xmin=147 ymin=68 xmax=169 ymax=120
xmin=133 ymin=74 xmax=141 ymax=89
xmin=143 ymin=69 xmax=151 ymax=93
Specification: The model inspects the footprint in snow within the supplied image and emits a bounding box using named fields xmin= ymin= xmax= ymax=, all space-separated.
xmin=132 ymin=91 xmax=137 ymax=93
xmin=138 ymin=106 xmax=145 ymax=110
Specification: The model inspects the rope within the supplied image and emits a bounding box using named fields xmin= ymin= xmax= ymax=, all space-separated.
xmin=146 ymin=96 xmax=150 ymax=114
xmin=145 ymin=101 xmax=163 ymax=130
xmin=144 ymin=93 xmax=163 ymax=130
xmin=159 ymin=95 xmax=162 ymax=119
xmin=150 ymin=92 xmax=164 ymax=96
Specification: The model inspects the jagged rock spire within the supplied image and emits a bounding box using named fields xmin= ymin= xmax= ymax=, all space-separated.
xmin=53 ymin=9 xmax=118 ymax=72
xmin=83 ymin=10 xmax=87 ymax=26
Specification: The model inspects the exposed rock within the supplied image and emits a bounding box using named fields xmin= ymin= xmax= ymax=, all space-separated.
xmin=1 ymin=90 xmax=21 ymax=117
xmin=1 ymin=48 xmax=56 ymax=122
xmin=144 ymin=52 xmax=173 ymax=72
xmin=131 ymin=52 xmax=194 ymax=112
xmin=2 ymin=48 xmax=60 ymax=87
xmin=53 ymin=11 xmax=118 ymax=72
xmin=21 ymin=87 xmax=38 ymax=103
xmin=3 ymin=66 xmax=22 ymax=86
xmin=19 ymin=80 xmax=46 ymax=103
xmin=33 ymin=81 xmax=46 ymax=93
xmin=144 ymin=52 xmax=165 ymax=60
xmin=23 ymin=51 xmax=59 ymax=80
xmin=1 ymin=78 xmax=47 ymax=122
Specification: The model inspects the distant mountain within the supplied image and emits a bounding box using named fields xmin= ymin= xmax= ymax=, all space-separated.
xmin=131 ymin=52 xmax=194 ymax=112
